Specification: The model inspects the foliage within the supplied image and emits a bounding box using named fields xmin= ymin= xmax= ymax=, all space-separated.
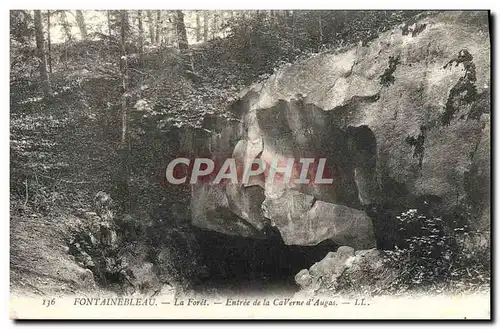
xmin=383 ymin=209 xmax=490 ymax=292
xmin=10 ymin=10 xmax=34 ymax=45
xmin=10 ymin=10 xmax=37 ymax=81
xmin=211 ymin=10 xmax=423 ymax=84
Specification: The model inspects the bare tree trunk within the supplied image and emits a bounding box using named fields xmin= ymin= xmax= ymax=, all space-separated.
xmin=59 ymin=11 xmax=71 ymax=67
xmin=47 ymin=10 xmax=52 ymax=73
xmin=155 ymin=10 xmax=161 ymax=45
xmin=34 ymin=10 xmax=52 ymax=97
xmin=59 ymin=11 xmax=72 ymax=42
xmin=318 ymin=12 xmax=323 ymax=45
xmin=220 ymin=11 xmax=226 ymax=37
xmin=203 ymin=11 xmax=209 ymax=41
xmin=195 ymin=11 xmax=201 ymax=42
xmin=175 ymin=10 xmax=189 ymax=51
xmin=175 ymin=10 xmax=193 ymax=74
xmin=212 ymin=12 xmax=218 ymax=39
xmin=147 ymin=10 xmax=155 ymax=44
xmin=75 ymin=10 xmax=87 ymax=39
xmin=107 ymin=10 xmax=112 ymax=37
xmin=138 ymin=10 xmax=144 ymax=67
xmin=118 ymin=10 xmax=130 ymax=211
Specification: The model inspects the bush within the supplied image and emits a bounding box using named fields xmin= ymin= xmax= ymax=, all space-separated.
xmin=384 ymin=209 xmax=455 ymax=288
xmin=383 ymin=208 xmax=490 ymax=292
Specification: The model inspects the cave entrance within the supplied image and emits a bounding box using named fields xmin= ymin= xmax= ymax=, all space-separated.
xmin=192 ymin=226 xmax=338 ymax=295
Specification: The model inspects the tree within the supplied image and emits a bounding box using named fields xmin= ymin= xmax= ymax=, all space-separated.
xmin=203 ymin=11 xmax=209 ymax=41
xmin=175 ymin=10 xmax=189 ymax=51
xmin=147 ymin=10 xmax=155 ymax=44
xmin=211 ymin=12 xmax=219 ymax=39
xmin=155 ymin=10 xmax=161 ymax=45
xmin=58 ymin=11 xmax=72 ymax=42
xmin=318 ymin=11 xmax=323 ymax=46
xmin=118 ymin=10 xmax=130 ymax=210
xmin=138 ymin=10 xmax=144 ymax=67
xmin=46 ymin=10 xmax=52 ymax=73
xmin=75 ymin=10 xmax=88 ymax=39
xmin=175 ymin=10 xmax=194 ymax=76
xmin=195 ymin=11 xmax=201 ymax=42
xmin=107 ymin=10 xmax=112 ymax=38
xmin=56 ymin=10 xmax=72 ymax=66
xmin=33 ymin=10 xmax=52 ymax=97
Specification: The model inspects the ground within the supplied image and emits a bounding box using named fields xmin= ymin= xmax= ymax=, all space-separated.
xmin=10 ymin=209 xmax=94 ymax=297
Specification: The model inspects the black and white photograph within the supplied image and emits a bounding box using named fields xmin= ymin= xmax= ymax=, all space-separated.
xmin=8 ymin=8 xmax=491 ymax=319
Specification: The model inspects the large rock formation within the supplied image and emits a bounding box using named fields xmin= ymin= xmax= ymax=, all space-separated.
xmin=188 ymin=11 xmax=490 ymax=247
xmin=294 ymin=246 xmax=398 ymax=296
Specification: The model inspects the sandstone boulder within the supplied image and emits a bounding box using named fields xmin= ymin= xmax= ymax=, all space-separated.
xmin=188 ymin=11 xmax=490 ymax=246
xmin=263 ymin=191 xmax=376 ymax=248
xmin=295 ymin=246 xmax=397 ymax=294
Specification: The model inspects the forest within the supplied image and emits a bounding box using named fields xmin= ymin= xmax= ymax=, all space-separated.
xmin=10 ymin=10 xmax=490 ymax=300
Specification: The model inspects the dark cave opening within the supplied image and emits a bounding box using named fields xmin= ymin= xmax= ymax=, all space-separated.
xmin=192 ymin=226 xmax=338 ymax=295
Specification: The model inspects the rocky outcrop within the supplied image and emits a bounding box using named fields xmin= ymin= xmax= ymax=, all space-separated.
xmin=262 ymin=190 xmax=375 ymax=247
xmin=68 ymin=193 xmax=185 ymax=296
xmin=189 ymin=11 xmax=490 ymax=247
xmin=294 ymin=246 xmax=398 ymax=295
